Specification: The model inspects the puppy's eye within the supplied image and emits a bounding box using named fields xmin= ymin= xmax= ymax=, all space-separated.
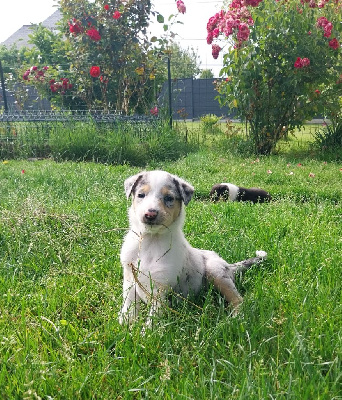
xmin=137 ymin=193 xmax=146 ymax=199
xmin=164 ymin=195 xmax=174 ymax=203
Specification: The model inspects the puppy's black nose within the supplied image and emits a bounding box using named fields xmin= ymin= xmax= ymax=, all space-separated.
xmin=145 ymin=209 xmax=158 ymax=221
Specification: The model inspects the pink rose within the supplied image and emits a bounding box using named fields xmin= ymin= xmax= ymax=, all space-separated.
xmin=176 ymin=0 xmax=186 ymax=14
xmin=317 ymin=16 xmax=328 ymax=28
xmin=212 ymin=44 xmax=221 ymax=59
xmin=150 ymin=106 xmax=159 ymax=116
xmin=301 ymin=58 xmax=310 ymax=67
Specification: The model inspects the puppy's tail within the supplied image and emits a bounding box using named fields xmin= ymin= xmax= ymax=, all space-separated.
xmin=229 ymin=250 xmax=267 ymax=274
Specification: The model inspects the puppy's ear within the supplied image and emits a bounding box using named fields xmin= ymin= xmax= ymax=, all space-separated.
xmin=173 ymin=176 xmax=194 ymax=205
xmin=124 ymin=172 xmax=144 ymax=199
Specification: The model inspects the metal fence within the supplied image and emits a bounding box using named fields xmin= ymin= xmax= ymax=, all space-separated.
xmin=1 ymin=78 xmax=231 ymax=120
xmin=0 ymin=110 xmax=159 ymax=123
xmin=159 ymin=78 xmax=234 ymax=120
xmin=0 ymin=110 xmax=165 ymax=160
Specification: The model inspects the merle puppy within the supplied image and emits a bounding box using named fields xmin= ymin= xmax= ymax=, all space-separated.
xmin=119 ymin=170 xmax=267 ymax=326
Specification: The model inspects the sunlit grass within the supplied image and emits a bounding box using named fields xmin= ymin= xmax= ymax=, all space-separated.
xmin=0 ymin=140 xmax=341 ymax=398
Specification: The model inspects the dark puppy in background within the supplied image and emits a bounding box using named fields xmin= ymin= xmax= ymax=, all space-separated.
xmin=210 ymin=183 xmax=271 ymax=203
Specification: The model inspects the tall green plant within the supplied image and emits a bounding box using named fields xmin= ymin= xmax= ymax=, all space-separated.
xmin=16 ymin=1 xmax=196 ymax=114
xmin=207 ymin=0 xmax=341 ymax=154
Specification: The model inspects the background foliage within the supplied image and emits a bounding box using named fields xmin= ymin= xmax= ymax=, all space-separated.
xmin=213 ymin=0 xmax=341 ymax=154
xmin=0 ymin=0 xmax=201 ymax=115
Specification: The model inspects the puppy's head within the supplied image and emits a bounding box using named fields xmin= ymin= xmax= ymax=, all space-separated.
xmin=124 ymin=170 xmax=194 ymax=232
xmin=210 ymin=184 xmax=230 ymax=202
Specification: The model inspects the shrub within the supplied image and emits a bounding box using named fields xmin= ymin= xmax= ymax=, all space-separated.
xmin=0 ymin=119 xmax=196 ymax=166
xmin=313 ymin=119 xmax=342 ymax=153
xmin=200 ymin=114 xmax=221 ymax=134
xmin=207 ymin=0 xmax=341 ymax=154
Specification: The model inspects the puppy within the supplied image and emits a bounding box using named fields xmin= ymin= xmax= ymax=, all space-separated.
xmin=210 ymin=183 xmax=271 ymax=203
xmin=119 ymin=170 xmax=267 ymax=325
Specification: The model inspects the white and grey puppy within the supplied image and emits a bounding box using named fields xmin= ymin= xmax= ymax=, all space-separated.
xmin=119 ymin=170 xmax=267 ymax=325
xmin=210 ymin=183 xmax=272 ymax=203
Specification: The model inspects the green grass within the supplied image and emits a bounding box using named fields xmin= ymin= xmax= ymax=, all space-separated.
xmin=0 ymin=120 xmax=196 ymax=165
xmin=0 ymin=140 xmax=341 ymax=398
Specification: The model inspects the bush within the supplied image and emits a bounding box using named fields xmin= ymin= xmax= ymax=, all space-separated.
xmin=208 ymin=0 xmax=341 ymax=155
xmin=313 ymin=119 xmax=342 ymax=152
xmin=200 ymin=114 xmax=221 ymax=134
xmin=0 ymin=119 xmax=196 ymax=166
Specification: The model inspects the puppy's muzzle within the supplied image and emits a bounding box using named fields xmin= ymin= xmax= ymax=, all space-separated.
xmin=144 ymin=209 xmax=159 ymax=224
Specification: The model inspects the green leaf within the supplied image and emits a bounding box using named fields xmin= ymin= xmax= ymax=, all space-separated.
xmin=163 ymin=24 xmax=168 ymax=32
xmin=157 ymin=14 xmax=164 ymax=24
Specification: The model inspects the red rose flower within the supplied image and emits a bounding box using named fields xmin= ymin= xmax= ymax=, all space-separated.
xmin=212 ymin=44 xmax=221 ymax=59
xmin=86 ymin=28 xmax=101 ymax=41
xmin=329 ymin=38 xmax=339 ymax=50
xmin=62 ymin=78 xmax=69 ymax=88
xmin=69 ymin=21 xmax=82 ymax=34
xmin=294 ymin=57 xmax=302 ymax=68
xmin=113 ymin=11 xmax=121 ymax=19
xmin=104 ymin=4 xmax=109 ymax=10
xmin=90 ymin=66 xmax=101 ymax=78
xmin=301 ymin=57 xmax=310 ymax=67
xmin=23 ymin=70 xmax=30 ymax=80
xmin=150 ymin=106 xmax=158 ymax=116
xmin=294 ymin=57 xmax=310 ymax=68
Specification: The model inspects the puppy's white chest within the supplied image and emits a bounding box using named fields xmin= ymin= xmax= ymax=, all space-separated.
xmin=138 ymin=235 xmax=182 ymax=271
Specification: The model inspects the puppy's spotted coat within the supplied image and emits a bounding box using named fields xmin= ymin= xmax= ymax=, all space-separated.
xmin=119 ymin=170 xmax=266 ymax=325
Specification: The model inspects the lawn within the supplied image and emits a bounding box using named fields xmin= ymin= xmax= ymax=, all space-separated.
xmin=0 ymin=134 xmax=341 ymax=399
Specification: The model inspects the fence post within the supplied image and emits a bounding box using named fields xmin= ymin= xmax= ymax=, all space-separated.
xmin=0 ymin=60 xmax=9 ymax=112
xmin=167 ymin=55 xmax=172 ymax=128
xmin=191 ymin=77 xmax=194 ymax=120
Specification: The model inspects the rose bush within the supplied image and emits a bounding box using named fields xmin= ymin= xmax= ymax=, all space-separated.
xmin=208 ymin=0 xmax=341 ymax=154
xmin=57 ymin=0 xmax=156 ymax=113
xmin=19 ymin=0 xmax=190 ymax=114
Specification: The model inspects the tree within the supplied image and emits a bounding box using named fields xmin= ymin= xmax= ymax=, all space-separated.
xmin=16 ymin=0 xmax=195 ymax=114
xmin=207 ymin=0 xmax=341 ymax=154
xmin=56 ymin=0 xmax=155 ymax=113
xmin=0 ymin=44 xmax=39 ymax=110
xmin=2 ymin=1 xmax=194 ymax=114
xmin=169 ymin=44 xmax=201 ymax=79
xmin=6 ymin=0 xmax=158 ymax=113
xmin=199 ymin=69 xmax=214 ymax=79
